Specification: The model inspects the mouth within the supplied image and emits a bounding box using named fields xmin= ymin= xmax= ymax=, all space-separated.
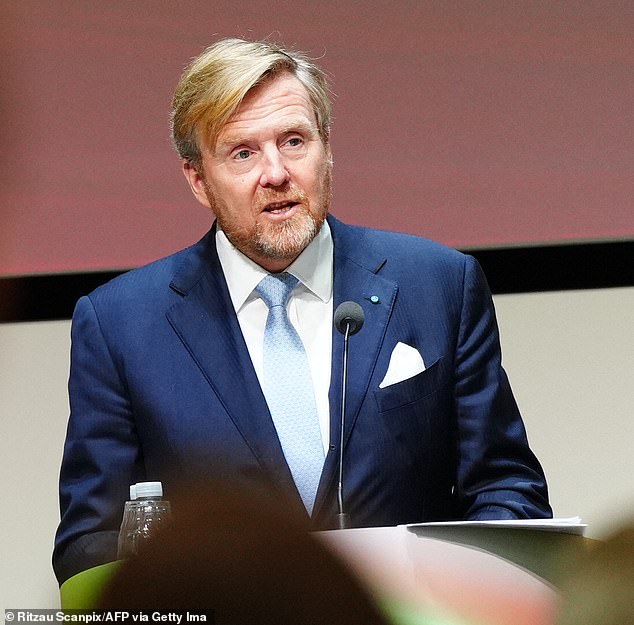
xmin=261 ymin=200 xmax=301 ymax=217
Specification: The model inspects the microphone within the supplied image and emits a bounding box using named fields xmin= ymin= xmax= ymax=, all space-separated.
xmin=334 ymin=301 xmax=365 ymax=336
xmin=333 ymin=301 xmax=365 ymax=529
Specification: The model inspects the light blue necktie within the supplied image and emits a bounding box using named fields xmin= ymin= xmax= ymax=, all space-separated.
xmin=255 ymin=273 xmax=325 ymax=515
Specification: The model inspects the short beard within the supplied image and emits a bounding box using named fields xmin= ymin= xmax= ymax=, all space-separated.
xmin=205 ymin=165 xmax=331 ymax=268
xmin=253 ymin=203 xmax=320 ymax=258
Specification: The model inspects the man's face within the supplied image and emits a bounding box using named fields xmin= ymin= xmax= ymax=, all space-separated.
xmin=183 ymin=72 xmax=332 ymax=273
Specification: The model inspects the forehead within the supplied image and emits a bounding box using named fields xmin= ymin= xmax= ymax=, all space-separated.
xmin=218 ymin=73 xmax=318 ymax=142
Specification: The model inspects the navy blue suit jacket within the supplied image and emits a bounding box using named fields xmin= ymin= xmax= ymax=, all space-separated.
xmin=54 ymin=216 xmax=550 ymax=583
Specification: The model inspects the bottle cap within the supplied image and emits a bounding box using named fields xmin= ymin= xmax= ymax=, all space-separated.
xmin=134 ymin=481 xmax=163 ymax=499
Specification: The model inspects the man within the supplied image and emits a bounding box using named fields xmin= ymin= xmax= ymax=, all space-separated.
xmin=54 ymin=38 xmax=551 ymax=585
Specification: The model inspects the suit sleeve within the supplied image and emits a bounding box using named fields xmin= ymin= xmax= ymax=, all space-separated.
xmin=453 ymin=255 xmax=552 ymax=520
xmin=53 ymin=295 xmax=145 ymax=584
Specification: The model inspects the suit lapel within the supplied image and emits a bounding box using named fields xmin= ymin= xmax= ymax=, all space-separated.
xmin=314 ymin=217 xmax=398 ymax=516
xmin=164 ymin=220 xmax=398 ymax=519
xmin=165 ymin=229 xmax=297 ymax=495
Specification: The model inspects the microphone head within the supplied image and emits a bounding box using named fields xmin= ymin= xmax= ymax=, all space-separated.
xmin=334 ymin=301 xmax=365 ymax=336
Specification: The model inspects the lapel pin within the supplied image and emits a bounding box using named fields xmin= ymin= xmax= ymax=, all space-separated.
xmin=369 ymin=295 xmax=380 ymax=304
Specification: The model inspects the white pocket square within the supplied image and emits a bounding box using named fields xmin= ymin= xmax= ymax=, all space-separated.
xmin=379 ymin=342 xmax=426 ymax=389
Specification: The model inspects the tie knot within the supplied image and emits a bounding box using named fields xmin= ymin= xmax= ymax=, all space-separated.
xmin=256 ymin=273 xmax=299 ymax=309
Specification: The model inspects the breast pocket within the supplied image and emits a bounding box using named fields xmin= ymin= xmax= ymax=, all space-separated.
xmin=374 ymin=356 xmax=449 ymax=413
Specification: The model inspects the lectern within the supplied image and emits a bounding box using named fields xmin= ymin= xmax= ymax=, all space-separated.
xmin=60 ymin=522 xmax=590 ymax=625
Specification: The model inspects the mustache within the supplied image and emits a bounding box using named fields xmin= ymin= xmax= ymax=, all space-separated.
xmin=255 ymin=184 xmax=308 ymax=210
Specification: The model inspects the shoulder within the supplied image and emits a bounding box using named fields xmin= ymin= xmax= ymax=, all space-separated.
xmin=80 ymin=229 xmax=215 ymax=315
xmin=328 ymin=215 xmax=469 ymax=277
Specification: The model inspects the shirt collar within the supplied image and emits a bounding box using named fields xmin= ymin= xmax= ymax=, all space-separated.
xmin=216 ymin=220 xmax=333 ymax=313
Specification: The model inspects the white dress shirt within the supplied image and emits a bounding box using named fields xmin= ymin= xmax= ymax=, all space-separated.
xmin=216 ymin=222 xmax=334 ymax=454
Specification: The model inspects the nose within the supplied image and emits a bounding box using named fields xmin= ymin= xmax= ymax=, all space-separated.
xmin=259 ymin=148 xmax=290 ymax=188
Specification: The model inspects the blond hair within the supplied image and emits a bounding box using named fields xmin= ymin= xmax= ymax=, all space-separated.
xmin=171 ymin=38 xmax=332 ymax=170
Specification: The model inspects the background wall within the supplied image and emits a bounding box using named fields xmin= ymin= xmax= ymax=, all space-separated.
xmin=1 ymin=288 xmax=633 ymax=609
xmin=2 ymin=0 xmax=633 ymax=276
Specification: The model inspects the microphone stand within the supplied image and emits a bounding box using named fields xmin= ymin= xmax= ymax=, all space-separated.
xmin=332 ymin=300 xmax=364 ymax=530
xmin=336 ymin=321 xmax=351 ymax=530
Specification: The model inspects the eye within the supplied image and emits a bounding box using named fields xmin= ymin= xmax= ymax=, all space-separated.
xmin=234 ymin=149 xmax=252 ymax=161
xmin=284 ymin=136 xmax=304 ymax=148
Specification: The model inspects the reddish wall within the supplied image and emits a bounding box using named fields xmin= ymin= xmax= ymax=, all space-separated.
xmin=2 ymin=0 xmax=632 ymax=275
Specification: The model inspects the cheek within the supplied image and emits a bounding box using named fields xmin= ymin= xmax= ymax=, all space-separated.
xmin=215 ymin=179 xmax=256 ymax=212
xmin=297 ymin=161 xmax=326 ymax=192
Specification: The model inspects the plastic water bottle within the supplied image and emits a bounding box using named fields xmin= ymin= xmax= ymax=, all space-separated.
xmin=117 ymin=481 xmax=172 ymax=559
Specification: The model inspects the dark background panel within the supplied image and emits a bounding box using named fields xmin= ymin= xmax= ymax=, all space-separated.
xmin=1 ymin=241 xmax=631 ymax=323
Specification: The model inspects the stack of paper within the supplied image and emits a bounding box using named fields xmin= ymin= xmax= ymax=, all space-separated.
xmin=406 ymin=516 xmax=586 ymax=536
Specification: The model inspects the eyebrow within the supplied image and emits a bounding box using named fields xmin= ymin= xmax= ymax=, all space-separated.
xmin=218 ymin=120 xmax=318 ymax=151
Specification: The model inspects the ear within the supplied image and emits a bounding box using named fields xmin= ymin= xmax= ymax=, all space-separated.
xmin=182 ymin=160 xmax=211 ymax=209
